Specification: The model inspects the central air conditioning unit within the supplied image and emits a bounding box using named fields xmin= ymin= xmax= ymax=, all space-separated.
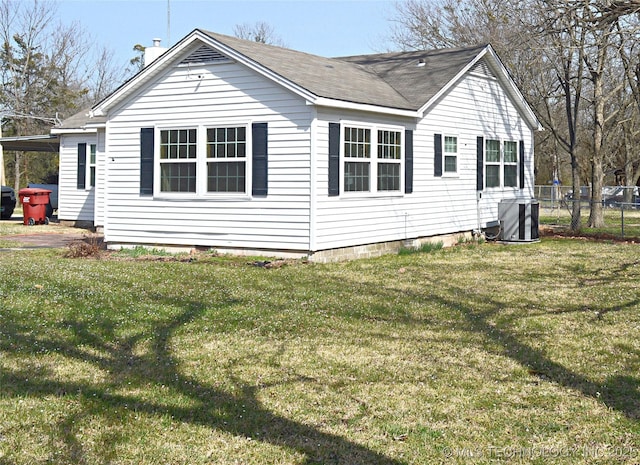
xmin=498 ymin=198 xmax=540 ymax=243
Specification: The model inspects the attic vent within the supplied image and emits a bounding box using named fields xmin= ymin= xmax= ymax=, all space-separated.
xmin=470 ymin=60 xmax=496 ymax=79
xmin=180 ymin=45 xmax=230 ymax=64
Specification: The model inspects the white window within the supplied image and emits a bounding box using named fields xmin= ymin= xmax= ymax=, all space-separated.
xmin=485 ymin=139 xmax=518 ymax=188
xmin=159 ymin=128 xmax=197 ymax=193
xmin=503 ymin=141 xmax=518 ymax=187
xmin=206 ymin=127 xmax=247 ymax=193
xmin=87 ymin=144 xmax=96 ymax=188
xmin=342 ymin=124 xmax=403 ymax=194
xmin=444 ymin=136 xmax=457 ymax=174
xmin=157 ymin=125 xmax=250 ymax=196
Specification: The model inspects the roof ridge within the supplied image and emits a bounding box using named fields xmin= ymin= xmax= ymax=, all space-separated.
xmin=200 ymin=29 xmax=415 ymax=110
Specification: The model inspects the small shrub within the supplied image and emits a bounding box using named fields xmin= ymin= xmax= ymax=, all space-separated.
xmin=64 ymin=236 xmax=103 ymax=258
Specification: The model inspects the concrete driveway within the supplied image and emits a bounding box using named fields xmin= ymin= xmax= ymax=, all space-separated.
xmin=0 ymin=215 xmax=102 ymax=249
xmin=0 ymin=232 xmax=101 ymax=249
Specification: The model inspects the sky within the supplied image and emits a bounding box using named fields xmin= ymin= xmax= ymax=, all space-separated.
xmin=54 ymin=0 xmax=399 ymax=68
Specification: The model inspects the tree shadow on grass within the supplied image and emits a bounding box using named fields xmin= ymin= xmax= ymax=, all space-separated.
xmin=343 ymin=266 xmax=640 ymax=422
xmin=0 ymin=287 xmax=406 ymax=464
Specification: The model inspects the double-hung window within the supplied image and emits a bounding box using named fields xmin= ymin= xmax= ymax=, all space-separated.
xmin=377 ymin=130 xmax=401 ymax=191
xmin=206 ymin=127 xmax=247 ymax=193
xmin=155 ymin=125 xmax=253 ymax=196
xmin=159 ymin=128 xmax=197 ymax=193
xmin=503 ymin=141 xmax=518 ymax=187
xmin=344 ymin=127 xmax=371 ymax=192
xmin=88 ymin=144 xmax=97 ymax=188
xmin=485 ymin=138 xmax=518 ymax=188
xmin=444 ymin=136 xmax=457 ymax=174
xmin=342 ymin=125 xmax=403 ymax=194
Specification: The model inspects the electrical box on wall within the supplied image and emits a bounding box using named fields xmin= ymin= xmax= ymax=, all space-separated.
xmin=498 ymin=199 xmax=540 ymax=243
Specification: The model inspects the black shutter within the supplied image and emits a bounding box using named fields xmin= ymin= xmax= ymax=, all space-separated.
xmin=476 ymin=136 xmax=484 ymax=191
xmin=519 ymin=140 xmax=525 ymax=189
xmin=140 ymin=128 xmax=155 ymax=196
xmin=252 ymin=122 xmax=268 ymax=196
xmin=434 ymin=133 xmax=443 ymax=177
xmin=328 ymin=122 xmax=340 ymax=196
xmin=405 ymin=129 xmax=413 ymax=194
xmin=77 ymin=143 xmax=87 ymax=190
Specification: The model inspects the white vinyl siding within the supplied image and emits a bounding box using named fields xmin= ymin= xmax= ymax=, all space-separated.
xmin=102 ymin=58 xmax=314 ymax=251
xmin=312 ymin=68 xmax=534 ymax=251
xmin=58 ymin=134 xmax=97 ymax=222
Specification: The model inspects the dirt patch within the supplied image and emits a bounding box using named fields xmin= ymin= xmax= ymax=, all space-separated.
xmin=540 ymin=225 xmax=640 ymax=243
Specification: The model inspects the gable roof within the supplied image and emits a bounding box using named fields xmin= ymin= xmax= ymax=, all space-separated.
xmin=336 ymin=45 xmax=488 ymax=110
xmin=87 ymin=29 xmax=540 ymax=129
xmin=202 ymin=30 xmax=414 ymax=111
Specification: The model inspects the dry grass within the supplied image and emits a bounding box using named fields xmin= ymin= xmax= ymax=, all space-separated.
xmin=0 ymin=239 xmax=639 ymax=464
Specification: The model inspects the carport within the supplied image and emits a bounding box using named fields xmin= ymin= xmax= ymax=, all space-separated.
xmin=0 ymin=134 xmax=60 ymax=185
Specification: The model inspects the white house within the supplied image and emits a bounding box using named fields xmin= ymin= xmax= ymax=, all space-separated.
xmin=49 ymin=28 xmax=541 ymax=261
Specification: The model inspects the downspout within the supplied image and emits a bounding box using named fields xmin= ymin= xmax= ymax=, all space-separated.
xmin=476 ymin=191 xmax=482 ymax=237
xmin=308 ymin=107 xmax=318 ymax=257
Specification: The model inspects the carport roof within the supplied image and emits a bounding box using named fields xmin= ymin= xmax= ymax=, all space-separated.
xmin=0 ymin=134 xmax=60 ymax=152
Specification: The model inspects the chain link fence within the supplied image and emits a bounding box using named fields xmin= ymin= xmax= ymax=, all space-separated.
xmin=535 ymin=185 xmax=640 ymax=239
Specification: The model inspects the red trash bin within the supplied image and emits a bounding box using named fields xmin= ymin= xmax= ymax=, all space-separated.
xmin=18 ymin=188 xmax=52 ymax=226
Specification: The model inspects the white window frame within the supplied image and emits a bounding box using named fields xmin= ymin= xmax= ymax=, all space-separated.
xmin=341 ymin=122 xmax=404 ymax=196
xmin=484 ymin=138 xmax=518 ymax=189
xmin=154 ymin=122 xmax=252 ymax=198
xmin=86 ymin=143 xmax=97 ymax=189
xmin=443 ymin=135 xmax=458 ymax=176
xmin=503 ymin=140 xmax=518 ymax=188
xmin=204 ymin=125 xmax=250 ymax=195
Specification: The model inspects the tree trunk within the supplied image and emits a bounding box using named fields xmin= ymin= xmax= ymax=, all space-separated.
xmin=13 ymin=152 xmax=21 ymax=192
xmin=587 ymin=40 xmax=607 ymax=228
xmin=570 ymin=153 xmax=582 ymax=230
xmin=588 ymin=157 xmax=605 ymax=227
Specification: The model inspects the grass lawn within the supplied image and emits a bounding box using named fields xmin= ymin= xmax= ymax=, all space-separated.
xmin=0 ymin=239 xmax=639 ymax=464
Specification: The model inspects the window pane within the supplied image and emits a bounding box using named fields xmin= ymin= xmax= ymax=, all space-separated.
xmin=504 ymin=165 xmax=517 ymax=187
xmin=486 ymin=165 xmax=500 ymax=188
xmin=160 ymin=162 xmax=197 ymax=192
xmin=344 ymin=161 xmax=370 ymax=192
xmin=344 ymin=127 xmax=370 ymax=159
xmin=377 ymin=130 xmax=401 ymax=160
xmin=444 ymin=136 xmax=457 ymax=153
xmin=504 ymin=141 xmax=518 ymax=163
xmin=444 ymin=155 xmax=457 ymax=173
xmin=90 ymin=167 xmax=96 ymax=187
xmin=377 ymin=163 xmax=400 ymax=191
xmin=207 ymin=161 xmax=246 ymax=193
xmin=161 ymin=129 xmax=197 ymax=161
xmin=207 ymin=126 xmax=246 ymax=159
xmin=486 ymin=140 xmax=500 ymax=162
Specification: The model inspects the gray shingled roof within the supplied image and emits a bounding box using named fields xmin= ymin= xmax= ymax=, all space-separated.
xmin=202 ymin=30 xmax=414 ymax=110
xmin=56 ymin=108 xmax=107 ymax=130
xmin=203 ymin=30 xmax=487 ymax=112
xmin=61 ymin=30 xmax=490 ymax=128
xmin=337 ymin=45 xmax=488 ymax=110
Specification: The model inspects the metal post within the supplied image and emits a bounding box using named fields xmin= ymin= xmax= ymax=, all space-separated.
xmin=621 ymin=204 xmax=625 ymax=238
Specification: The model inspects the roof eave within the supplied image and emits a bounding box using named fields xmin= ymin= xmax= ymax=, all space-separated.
xmin=51 ymin=127 xmax=99 ymax=135
xmin=92 ymin=29 xmax=319 ymax=117
xmin=311 ymin=97 xmax=418 ymax=118
xmin=417 ymin=45 xmax=543 ymax=131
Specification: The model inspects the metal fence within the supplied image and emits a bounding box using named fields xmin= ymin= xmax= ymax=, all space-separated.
xmin=534 ymin=185 xmax=640 ymax=238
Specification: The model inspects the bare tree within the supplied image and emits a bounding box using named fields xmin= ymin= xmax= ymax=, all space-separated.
xmin=233 ymin=21 xmax=286 ymax=46
xmin=0 ymin=0 xmax=123 ymax=188
xmin=390 ymin=0 xmax=640 ymax=231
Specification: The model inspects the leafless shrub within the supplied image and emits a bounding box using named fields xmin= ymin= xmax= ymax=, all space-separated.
xmin=64 ymin=235 xmax=103 ymax=258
